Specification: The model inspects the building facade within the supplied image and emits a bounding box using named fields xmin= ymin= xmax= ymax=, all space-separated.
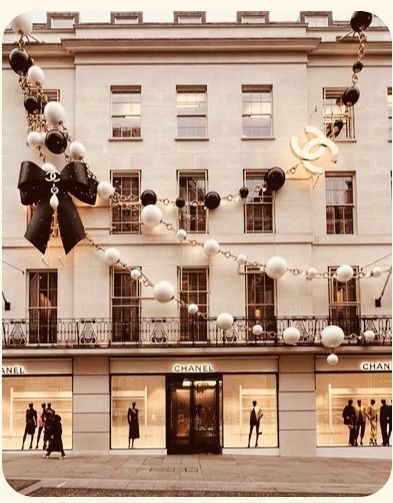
xmin=2 ymin=11 xmax=392 ymax=457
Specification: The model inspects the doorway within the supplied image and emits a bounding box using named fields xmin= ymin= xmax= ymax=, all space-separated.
xmin=166 ymin=375 xmax=222 ymax=454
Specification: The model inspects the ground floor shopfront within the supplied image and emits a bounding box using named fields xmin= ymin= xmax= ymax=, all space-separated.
xmin=2 ymin=352 xmax=391 ymax=456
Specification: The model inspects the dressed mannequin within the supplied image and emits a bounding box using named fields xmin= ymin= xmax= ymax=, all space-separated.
xmin=22 ymin=403 xmax=37 ymax=450
xmin=248 ymin=400 xmax=263 ymax=448
xmin=342 ymin=399 xmax=356 ymax=446
xmin=354 ymin=399 xmax=367 ymax=446
xmin=365 ymin=399 xmax=378 ymax=446
xmin=380 ymin=399 xmax=389 ymax=446
xmin=127 ymin=402 xmax=140 ymax=449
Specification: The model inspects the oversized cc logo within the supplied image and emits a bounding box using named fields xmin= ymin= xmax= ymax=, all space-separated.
xmin=290 ymin=126 xmax=338 ymax=176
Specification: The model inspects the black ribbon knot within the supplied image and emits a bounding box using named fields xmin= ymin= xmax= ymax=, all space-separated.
xmin=17 ymin=160 xmax=98 ymax=254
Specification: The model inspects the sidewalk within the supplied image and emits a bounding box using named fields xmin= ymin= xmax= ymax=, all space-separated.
xmin=2 ymin=451 xmax=392 ymax=497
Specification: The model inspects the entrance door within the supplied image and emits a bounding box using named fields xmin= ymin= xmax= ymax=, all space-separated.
xmin=167 ymin=376 xmax=222 ymax=454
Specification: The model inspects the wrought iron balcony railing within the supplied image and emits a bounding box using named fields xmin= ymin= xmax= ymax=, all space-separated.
xmin=2 ymin=316 xmax=391 ymax=349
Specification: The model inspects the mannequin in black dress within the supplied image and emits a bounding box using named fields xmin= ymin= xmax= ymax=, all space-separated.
xmin=127 ymin=402 xmax=140 ymax=449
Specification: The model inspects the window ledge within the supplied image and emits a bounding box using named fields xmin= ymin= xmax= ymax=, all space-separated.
xmin=241 ymin=136 xmax=275 ymax=141
xmin=175 ymin=137 xmax=209 ymax=141
xmin=108 ymin=137 xmax=143 ymax=142
xmin=334 ymin=139 xmax=357 ymax=143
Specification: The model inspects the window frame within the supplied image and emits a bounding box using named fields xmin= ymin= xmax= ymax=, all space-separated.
xmin=245 ymin=267 xmax=276 ymax=332
xmin=325 ymin=173 xmax=356 ymax=235
xmin=242 ymin=85 xmax=273 ymax=138
xmin=110 ymin=86 xmax=142 ymax=139
xmin=110 ymin=171 xmax=141 ymax=234
xmin=243 ymin=169 xmax=274 ymax=233
xmin=177 ymin=170 xmax=208 ymax=233
xmin=27 ymin=270 xmax=58 ymax=344
xmin=328 ymin=266 xmax=360 ymax=335
xmin=46 ymin=12 xmax=79 ymax=29
xmin=323 ymin=88 xmax=355 ymax=140
xmin=111 ymin=267 xmax=141 ymax=342
xmin=174 ymin=11 xmax=206 ymax=24
xmin=176 ymin=85 xmax=208 ymax=139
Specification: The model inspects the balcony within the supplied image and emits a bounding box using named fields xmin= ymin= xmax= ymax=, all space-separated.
xmin=2 ymin=316 xmax=391 ymax=349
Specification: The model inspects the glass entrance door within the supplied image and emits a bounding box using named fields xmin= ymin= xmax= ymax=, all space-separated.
xmin=167 ymin=376 xmax=222 ymax=454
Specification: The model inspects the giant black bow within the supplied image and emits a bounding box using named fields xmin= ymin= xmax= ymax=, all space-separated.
xmin=18 ymin=161 xmax=98 ymax=254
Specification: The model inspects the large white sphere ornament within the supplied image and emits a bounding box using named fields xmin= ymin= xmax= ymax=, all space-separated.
xmin=176 ymin=229 xmax=187 ymax=241
xmin=104 ymin=247 xmax=120 ymax=265
xmin=265 ymin=256 xmax=288 ymax=279
xmin=41 ymin=162 xmax=56 ymax=174
xmin=252 ymin=324 xmax=263 ymax=336
xmin=327 ymin=353 xmax=339 ymax=366
xmin=49 ymin=193 xmax=59 ymax=210
xmin=372 ymin=267 xmax=382 ymax=278
xmin=69 ymin=141 xmax=86 ymax=160
xmin=336 ymin=265 xmax=354 ymax=283
xmin=203 ymin=239 xmax=220 ymax=257
xmin=130 ymin=269 xmax=142 ymax=281
xmin=321 ymin=325 xmax=345 ymax=349
xmin=153 ymin=281 xmax=175 ymax=303
xmin=236 ymin=254 xmax=247 ymax=265
xmin=97 ymin=181 xmax=115 ymax=200
xmin=216 ymin=313 xmax=234 ymax=330
xmin=306 ymin=267 xmax=318 ymax=280
xmin=141 ymin=204 xmax=162 ymax=229
xmin=27 ymin=131 xmax=44 ymax=149
xmin=27 ymin=65 xmax=45 ymax=86
xmin=188 ymin=304 xmax=199 ymax=315
xmin=363 ymin=330 xmax=375 ymax=343
xmin=44 ymin=102 xmax=66 ymax=126
xmin=11 ymin=14 xmax=33 ymax=36
xmin=283 ymin=326 xmax=301 ymax=345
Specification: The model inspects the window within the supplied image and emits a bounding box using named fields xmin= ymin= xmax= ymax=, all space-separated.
xmin=176 ymin=86 xmax=207 ymax=138
xmin=111 ymin=12 xmax=143 ymax=24
xmin=111 ymin=172 xmax=140 ymax=233
xmin=237 ymin=11 xmax=268 ymax=24
xmin=246 ymin=268 xmax=275 ymax=332
xmin=111 ymin=87 xmax=141 ymax=138
xmin=242 ymin=86 xmax=273 ymax=137
xmin=47 ymin=12 xmax=79 ymax=29
xmin=244 ymin=171 xmax=273 ymax=232
xmin=323 ymin=88 xmax=355 ymax=139
xmin=388 ymin=87 xmax=392 ymax=141
xmin=28 ymin=271 xmax=57 ymax=344
xmin=178 ymin=172 xmax=207 ymax=233
xmin=174 ymin=12 xmax=205 ymax=24
xmin=179 ymin=267 xmax=208 ymax=342
xmin=304 ymin=15 xmax=329 ymax=27
xmin=328 ymin=266 xmax=360 ymax=335
xmin=111 ymin=268 xmax=140 ymax=342
xmin=325 ymin=174 xmax=355 ymax=234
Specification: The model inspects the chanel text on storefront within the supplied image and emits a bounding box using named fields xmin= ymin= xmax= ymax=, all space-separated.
xmin=360 ymin=361 xmax=392 ymax=371
xmin=2 ymin=365 xmax=25 ymax=375
xmin=172 ymin=363 xmax=214 ymax=373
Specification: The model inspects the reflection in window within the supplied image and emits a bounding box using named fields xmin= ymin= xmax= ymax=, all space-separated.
xmin=223 ymin=374 xmax=278 ymax=447
xmin=28 ymin=271 xmax=57 ymax=344
xmin=111 ymin=375 xmax=165 ymax=448
xmin=323 ymin=88 xmax=355 ymax=139
xmin=325 ymin=174 xmax=355 ymax=234
xmin=246 ymin=268 xmax=275 ymax=332
xmin=111 ymin=87 xmax=141 ymax=138
xmin=176 ymin=87 xmax=207 ymax=138
xmin=244 ymin=170 xmax=273 ymax=232
xmin=179 ymin=267 xmax=209 ymax=342
xmin=2 ymin=376 xmax=72 ymax=450
xmin=178 ymin=171 xmax=207 ymax=232
xmin=242 ymin=86 xmax=273 ymax=137
xmin=328 ymin=266 xmax=360 ymax=335
xmin=111 ymin=269 xmax=140 ymax=342
xmin=111 ymin=172 xmax=140 ymax=233
xmin=316 ymin=373 xmax=392 ymax=446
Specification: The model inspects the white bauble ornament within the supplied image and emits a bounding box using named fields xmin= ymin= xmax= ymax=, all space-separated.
xmin=27 ymin=65 xmax=45 ymax=86
xmin=130 ymin=269 xmax=142 ymax=281
xmin=27 ymin=131 xmax=44 ymax=149
xmin=11 ymin=14 xmax=33 ymax=36
xmin=321 ymin=325 xmax=345 ymax=349
xmin=153 ymin=281 xmax=175 ymax=303
xmin=363 ymin=330 xmax=375 ymax=343
xmin=44 ymin=101 xmax=66 ymax=126
xmin=69 ymin=141 xmax=86 ymax=160
xmin=372 ymin=267 xmax=382 ymax=278
xmin=49 ymin=193 xmax=59 ymax=209
xmin=265 ymin=256 xmax=288 ymax=279
xmin=336 ymin=265 xmax=354 ymax=283
xmin=306 ymin=267 xmax=318 ymax=280
xmin=97 ymin=181 xmax=115 ymax=200
xmin=216 ymin=313 xmax=234 ymax=330
xmin=41 ymin=162 xmax=56 ymax=174
xmin=203 ymin=239 xmax=220 ymax=257
xmin=283 ymin=326 xmax=301 ymax=345
xmin=176 ymin=229 xmax=187 ymax=241
xmin=104 ymin=247 xmax=120 ymax=265
xmin=252 ymin=324 xmax=263 ymax=336
xmin=141 ymin=204 xmax=162 ymax=229
xmin=327 ymin=353 xmax=339 ymax=366
xmin=236 ymin=254 xmax=247 ymax=265
xmin=188 ymin=304 xmax=199 ymax=315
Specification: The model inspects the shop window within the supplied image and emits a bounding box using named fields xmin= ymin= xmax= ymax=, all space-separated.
xmin=28 ymin=271 xmax=57 ymax=344
xmin=246 ymin=267 xmax=276 ymax=333
xmin=244 ymin=170 xmax=273 ymax=232
xmin=323 ymin=88 xmax=355 ymax=140
xmin=179 ymin=267 xmax=209 ymax=342
xmin=111 ymin=172 xmax=140 ymax=233
xmin=111 ymin=375 xmax=165 ymax=448
xmin=111 ymin=87 xmax=141 ymax=138
xmin=176 ymin=86 xmax=207 ymax=138
xmin=223 ymin=374 xmax=278 ymax=448
xmin=316 ymin=373 xmax=392 ymax=446
xmin=325 ymin=174 xmax=355 ymax=234
xmin=111 ymin=268 xmax=141 ymax=342
xmin=242 ymin=85 xmax=273 ymax=138
xmin=178 ymin=171 xmax=207 ymax=233
xmin=2 ymin=376 xmax=72 ymax=450
xmin=328 ymin=266 xmax=360 ymax=336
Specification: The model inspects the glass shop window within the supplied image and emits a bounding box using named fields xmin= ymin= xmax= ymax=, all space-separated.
xmin=2 ymin=376 xmax=72 ymax=450
xmin=111 ymin=375 xmax=166 ymax=449
xmin=223 ymin=374 xmax=278 ymax=448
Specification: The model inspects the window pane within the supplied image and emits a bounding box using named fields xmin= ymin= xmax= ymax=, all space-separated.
xmin=325 ymin=176 xmax=354 ymax=234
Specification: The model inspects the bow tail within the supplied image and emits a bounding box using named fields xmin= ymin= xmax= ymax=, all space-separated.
xmin=25 ymin=199 xmax=54 ymax=255
xmin=57 ymin=193 xmax=86 ymax=254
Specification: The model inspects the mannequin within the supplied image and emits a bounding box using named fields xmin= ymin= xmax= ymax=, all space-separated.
xmin=342 ymin=399 xmax=356 ymax=446
xmin=22 ymin=403 xmax=37 ymax=450
xmin=247 ymin=400 xmax=263 ymax=448
xmin=354 ymin=399 xmax=366 ymax=446
xmin=380 ymin=399 xmax=389 ymax=446
xmin=127 ymin=402 xmax=140 ymax=449
xmin=365 ymin=399 xmax=378 ymax=446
